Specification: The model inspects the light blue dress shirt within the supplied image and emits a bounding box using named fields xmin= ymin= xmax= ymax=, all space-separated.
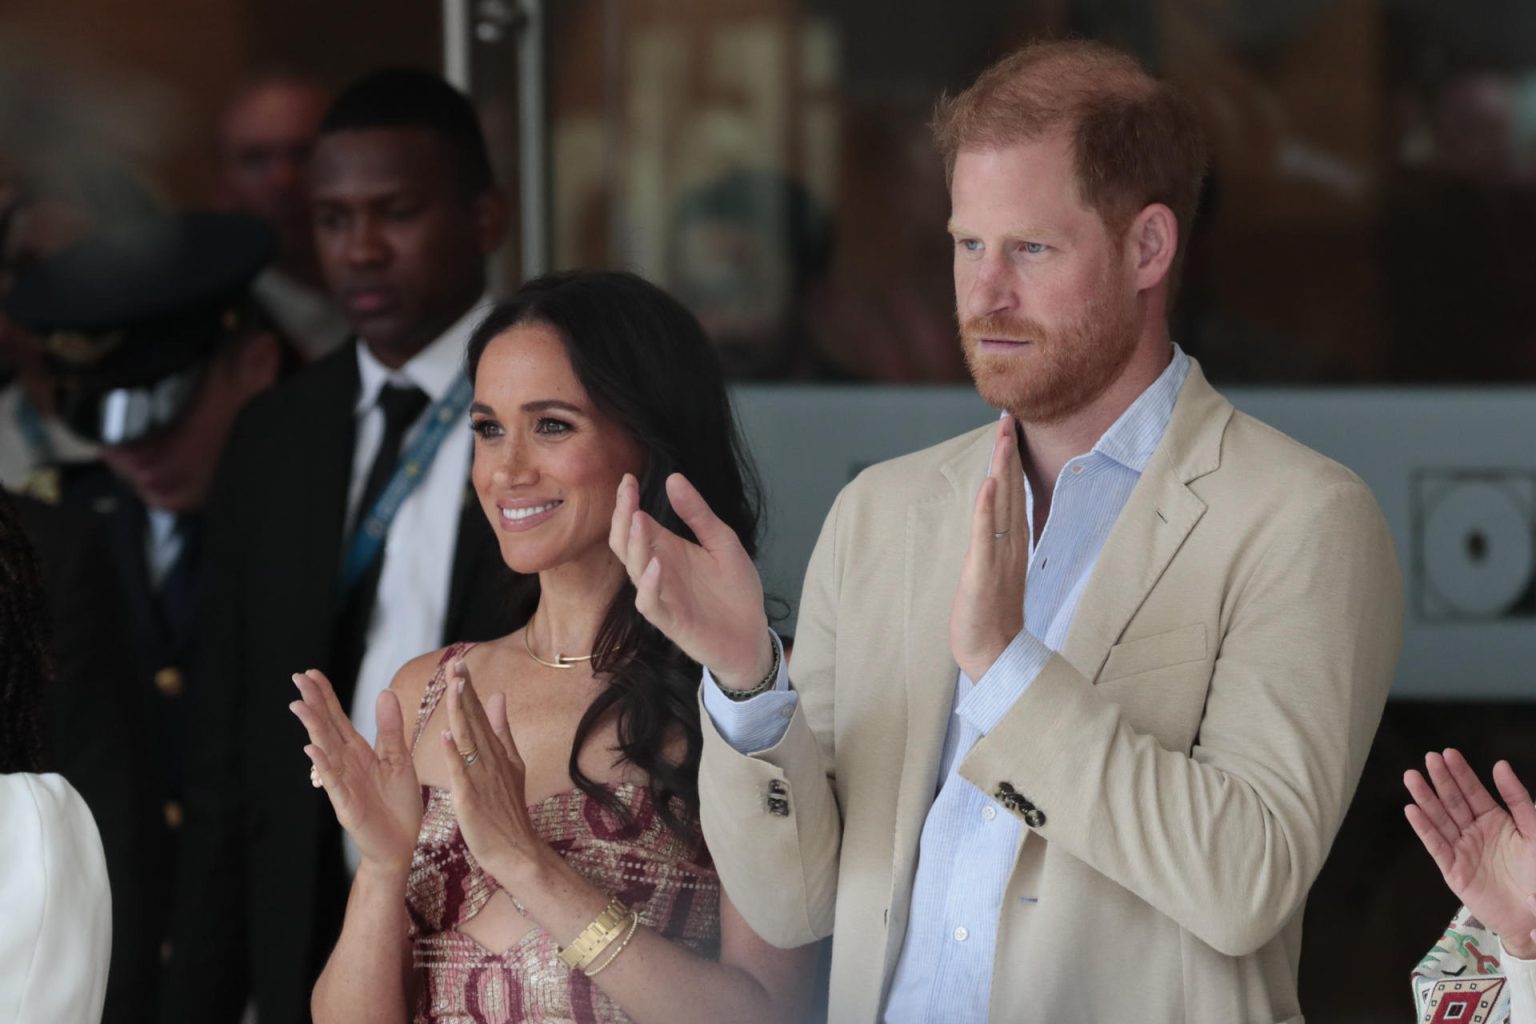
xmin=705 ymin=346 xmax=1191 ymax=1022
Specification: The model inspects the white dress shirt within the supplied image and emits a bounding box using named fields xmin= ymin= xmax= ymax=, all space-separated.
xmin=343 ymin=298 xmax=489 ymax=872
xmin=705 ymin=345 xmax=1192 ymax=1021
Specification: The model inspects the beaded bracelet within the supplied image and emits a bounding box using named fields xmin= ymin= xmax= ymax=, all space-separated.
xmin=718 ymin=632 xmax=781 ymax=702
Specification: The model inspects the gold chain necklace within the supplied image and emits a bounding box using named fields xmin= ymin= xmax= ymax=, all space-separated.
xmin=523 ymin=617 xmax=599 ymax=670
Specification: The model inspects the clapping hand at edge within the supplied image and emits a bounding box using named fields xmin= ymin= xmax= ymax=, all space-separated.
xmin=1405 ymin=748 xmax=1536 ymax=959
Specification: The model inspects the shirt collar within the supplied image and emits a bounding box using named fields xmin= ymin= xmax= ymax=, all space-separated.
xmin=1089 ymin=343 xmax=1191 ymax=473
xmin=353 ymin=295 xmax=492 ymax=415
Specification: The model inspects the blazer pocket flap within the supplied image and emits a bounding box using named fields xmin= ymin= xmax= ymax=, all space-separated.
xmin=1097 ymin=623 xmax=1207 ymax=683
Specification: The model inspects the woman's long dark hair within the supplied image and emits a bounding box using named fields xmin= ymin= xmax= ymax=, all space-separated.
xmin=466 ymin=270 xmax=763 ymax=835
xmin=0 ymin=488 xmax=50 ymax=774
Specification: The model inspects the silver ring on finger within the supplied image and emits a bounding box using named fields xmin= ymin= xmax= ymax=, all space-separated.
xmin=461 ymin=748 xmax=480 ymax=768
xmin=992 ymin=530 xmax=1010 ymax=539
xmin=309 ymin=765 xmax=322 ymax=788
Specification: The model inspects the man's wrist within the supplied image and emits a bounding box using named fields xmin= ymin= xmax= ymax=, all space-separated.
xmin=713 ymin=632 xmax=778 ymax=694
xmin=957 ymin=637 xmax=1011 ymax=683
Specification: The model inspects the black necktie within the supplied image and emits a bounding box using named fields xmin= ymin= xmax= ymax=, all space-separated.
xmin=333 ymin=383 xmax=430 ymax=702
xmin=354 ymin=383 xmax=430 ymax=535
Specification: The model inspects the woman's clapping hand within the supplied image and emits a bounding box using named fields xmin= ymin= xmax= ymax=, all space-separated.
xmin=438 ymin=658 xmax=548 ymax=883
xmin=290 ymin=669 xmax=423 ymax=874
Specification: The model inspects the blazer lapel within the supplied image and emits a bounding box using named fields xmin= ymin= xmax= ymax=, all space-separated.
xmin=1060 ymin=362 xmax=1232 ymax=681
xmin=885 ymin=428 xmax=993 ymax=970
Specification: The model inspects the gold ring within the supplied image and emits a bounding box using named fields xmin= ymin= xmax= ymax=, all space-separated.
xmin=461 ymin=748 xmax=480 ymax=767
xmin=309 ymin=765 xmax=322 ymax=788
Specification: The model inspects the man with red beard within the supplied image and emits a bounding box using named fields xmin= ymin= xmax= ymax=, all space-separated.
xmin=608 ymin=40 xmax=1404 ymax=1022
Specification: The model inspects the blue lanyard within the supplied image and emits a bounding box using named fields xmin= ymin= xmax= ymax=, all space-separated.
xmin=338 ymin=372 xmax=473 ymax=599
xmin=15 ymin=393 xmax=57 ymax=464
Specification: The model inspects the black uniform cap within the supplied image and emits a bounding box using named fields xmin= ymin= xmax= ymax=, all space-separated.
xmin=4 ymin=211 xmax=276 ymax=444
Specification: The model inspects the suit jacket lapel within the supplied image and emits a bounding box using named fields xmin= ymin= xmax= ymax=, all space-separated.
xmin=885 ymin=427 xmax=993 ymax=972
xmin=1060 ymin=362 xmax=1232 ymax=680
xmin=298 ymin=349 xmax=360 ymax=685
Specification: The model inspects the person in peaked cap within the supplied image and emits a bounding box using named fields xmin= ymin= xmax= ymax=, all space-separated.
xmin=5 ymin=209 xmax=298 ymax=1016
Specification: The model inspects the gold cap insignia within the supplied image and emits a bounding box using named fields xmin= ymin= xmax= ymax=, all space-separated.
xmin=46 ymin=329 xmax=126 ymax=366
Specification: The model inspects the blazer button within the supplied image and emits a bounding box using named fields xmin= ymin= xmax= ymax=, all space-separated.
xmin=767 ymin=779 xmax=790 ymax=816
xmin=1024 ymin=808 xmax=1046 ymax=829
xmin=155 ymin=666 xmax=185 ymax=698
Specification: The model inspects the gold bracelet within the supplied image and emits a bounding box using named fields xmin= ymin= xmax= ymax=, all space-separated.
xmin=557 ymin=898 xmax=630 ymax=972
xmin=584 ymin=909 xmax=640 ymax=977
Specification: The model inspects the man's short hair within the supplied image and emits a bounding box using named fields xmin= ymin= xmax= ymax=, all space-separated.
xmin=932 ymin=40 xmax=1209 ymax=252
xmin=320 ymin=68 xmax=494 ymax=197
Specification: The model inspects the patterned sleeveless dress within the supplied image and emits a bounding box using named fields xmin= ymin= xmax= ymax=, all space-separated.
xmin=404 ymin=644 xmax=721 ymax=1023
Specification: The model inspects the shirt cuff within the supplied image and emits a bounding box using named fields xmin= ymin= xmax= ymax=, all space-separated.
xmin=700 ymin=630 xmax=796 ymax=754
xmin=956 ymin=629 xmax=1052 ymax=735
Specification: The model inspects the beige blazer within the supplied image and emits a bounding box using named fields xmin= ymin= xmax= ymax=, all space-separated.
xmin=699 ymin=362 xmax=1403 ymax=1023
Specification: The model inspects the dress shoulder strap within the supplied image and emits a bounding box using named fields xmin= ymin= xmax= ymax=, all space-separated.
xmin=409 ymin=642 xmax=476 ymax=751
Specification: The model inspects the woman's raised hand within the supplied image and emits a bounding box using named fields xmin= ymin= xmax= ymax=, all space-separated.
xmin=290 ymin=669 xmax=423 ymax=874
xmin=1405 ymin=749 xmax=1536 ymax=958
xmin=438 ymin=658 xmax=547 ymax=882
xmin=609 ymin=472 xmax=773 ymax=689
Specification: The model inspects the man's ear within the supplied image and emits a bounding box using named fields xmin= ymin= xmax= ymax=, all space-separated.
xmin=474 ymin=189 xmax=511 ymax=255
xmin=1129 ymin=203 xmax=1178 ymax=293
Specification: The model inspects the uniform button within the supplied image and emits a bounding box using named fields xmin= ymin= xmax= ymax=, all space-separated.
xmin=1024 ymin=808 xmax=1047 ymax=829
xmin=982 ymin=805 xmax=997 ymax=821
xmin=953 ymin=926 xmax=969 ymax=942
xmin=164 ymin=800 xmax=184 ymax=830
xmin=155 ymin=666 xmax=185 ymax=698
xmin=767 ymin=797 xmax=790 ymax=817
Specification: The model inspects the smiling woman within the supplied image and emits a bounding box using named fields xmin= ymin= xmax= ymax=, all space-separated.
xmin=290 ymin=269 xmax=814 ymax=1024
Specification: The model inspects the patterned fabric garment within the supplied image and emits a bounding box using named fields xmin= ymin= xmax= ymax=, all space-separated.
xmin=1412 ymin=905 xmax=1510 ymax=1023
xmin=405 ymin=643 xmax=721 ymax=1023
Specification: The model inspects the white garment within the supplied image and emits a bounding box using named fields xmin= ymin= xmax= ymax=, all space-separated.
xmin=1502 ymin=939 xmax=1536 ymax=1024
xmin=343 ymin=299 xmax=489 ymax=873
xmin=0 ymin=773 xmax=111 ymax=1024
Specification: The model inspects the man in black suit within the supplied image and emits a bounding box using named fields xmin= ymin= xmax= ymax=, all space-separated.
xmin=163 ymin=70 xmax=522 ymax=1024
xmin=4 ymin=209 xmax=290 ymax=1023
